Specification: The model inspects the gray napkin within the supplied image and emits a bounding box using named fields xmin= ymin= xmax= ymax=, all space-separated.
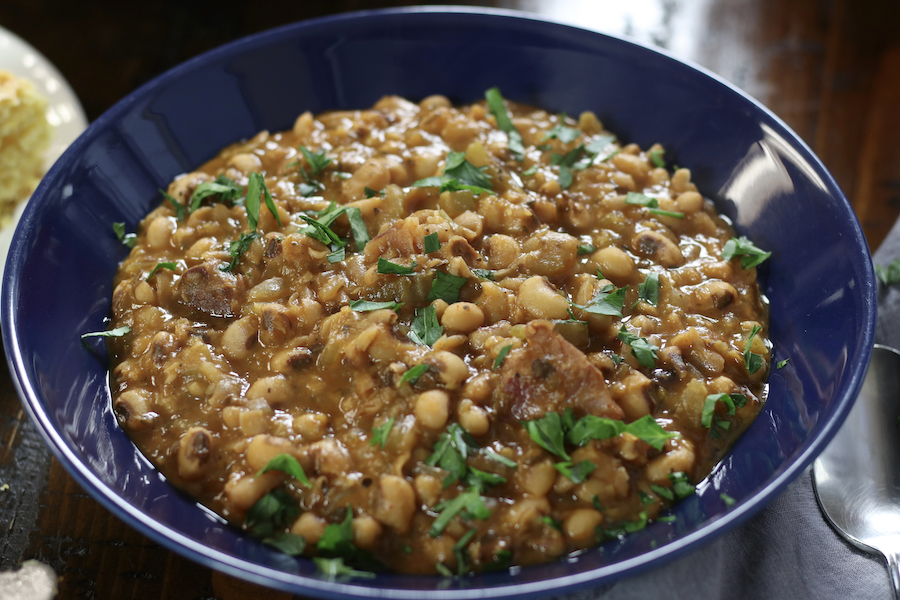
xmin=552 ymin=220 xmax=900 ymax=600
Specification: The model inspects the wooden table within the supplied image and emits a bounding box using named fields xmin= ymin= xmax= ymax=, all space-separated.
xmin=1 ymin=0 xmax=898 ymax=597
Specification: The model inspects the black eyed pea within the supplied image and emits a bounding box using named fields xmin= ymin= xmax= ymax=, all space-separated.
xmin=292 ymin=412 xmax=329 ymax=442
xmin=517 ymin=458 xmax=557 ymax=497
xmin=352 ymin=515 xmax=383 ymax=550
xmin=246 ymin=375 xmax=291 ymax=408
xmin=343 ymin=157 xmax=390 ymax=200
xmin=456 ymin=398 xmax=490 ymax=436
xmin=675 ymin=191 xmax=704 ymax=213
xmin=133 ymin=280 xmax=156 ymax=304
xmin=225 ymin=470 xmax=282 ymax=511
xmin=630 ymin=229 xmax=684 ymax=268
xmin=373 ymin=474 xmax=416 ymax=534
xmin=563 ymin=509 xmax=604 ymax=545
xmin=146 ymin=215 xmax=175 ymax=250
xmin=590 ymin=246 xmax=634 ymax=281
xmin=646 ymin=439 xmax=696 ymax=485
xmin=414 ymin=473 xmax=443 ymax=508
xmin=415 ymin=389 xmax=450 ymax=430
xmin=429 ymin=350 xmax=470 ymax=390
xmin=167 ymin=171 xmax=209 ymax=203
xmin=246 ymin=434 xmax=296 ymax=472
xmin=221 ymin=315 xmax=259 ymax=360
xmin=518 ymin=276 xmax=570 ymax=320
xmin=441 ymin=302 xmax=485 ymax=334
xmin=114 ymin=389 xmax=156 ymax=431
xmin=226 ymin=153 xmax=262 ymax=174
xmin=293 ymin=111 xmax=314 ymax=138
xmin=176 ymin=426 xmax=213 ymax=480
xmin=291 ymin=512 xmax=327 ymax=544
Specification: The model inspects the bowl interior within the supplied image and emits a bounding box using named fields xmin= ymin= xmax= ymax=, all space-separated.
xmin=1 ymin=8 xmax=875 ymax=599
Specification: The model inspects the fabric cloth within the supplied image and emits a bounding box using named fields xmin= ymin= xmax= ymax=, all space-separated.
xmin=552 ymin=221 xmax=900 ymax=600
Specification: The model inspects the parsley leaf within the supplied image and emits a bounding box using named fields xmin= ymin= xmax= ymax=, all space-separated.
xmin=145 ymin=262 xmax=177 ymax=281
xmin=625 ymin=414 xmax=677 ymax=451
xmin=408 ymin=305 xmax=443 ymax=346
xmin=81 ymin=325 xmax=131 ymax=340
xmin=577 ymin=243 xmax=596 ymax=255
xmin=444 ymin=151 xmax=493 ymax=190
xmin=876 ymin=259 xmax=900 ymax=286
xmin=399 ymin=364 xmax=430 ymax=386
xmin=189 ymin=174 xmax=242 ymax=212
xmin=424 ymin=232 xmax=441 ymax=253
xmin=221 ymin=231 xmax=260 ymax=273
xmin=743 ymin=324 xmax=764 ymax=374
xmin=472 ymin=268 xmax=496 ymax=281
xmin=160 ymin=188 xmax=185 ymax=221
xmin=245 ymin=172 xmax=282 ymax=229
xmin=377 ymin=257 xmax=417 ymax=275
xmin=484 ymin=449 xmax=517 ymax=468
xmin=314 ymin=557 xmax=376 ymax=579
xmin=466 ymin=467 xmax=507 ymax=492
xmin=701 ymin=393 xmax=749 ymax=428
xmin=317 ymin=507 xmax=354 ymax=556
xmin=617 ymin=326 xmax=659 ymax=369
xmin=112 ymin=222 xmax=136 ymax=248
xmin=256 ymin=453 xmax=310 ymax=487
xmin=570 ymin=283 xmax=627 ymax=317
xmin=635 ymin=272 xmax=660 ymax=306
xmin=430 ymin=487 xmax=490 ymax=536
xmin=585 ymin=133 xmax=616 ymax=155
xmin=484 ymin=87 xmax=525 ymax=160
xmin=720 ymin=492 xmax=736 ymax=506
xmin=245 ymin=489 xmax=300 ymax=538
xmin=452 ymin=529 xmax=477 ymax=576
xmin=370 ymin=417 xmax=394 ymax=449
xmin=777 ymin=358 xmax=790 ymax=369
xmin=263 ymin=532 xmax=306 ymax=555
xmin=542 ymin=116 xmax=581 ymax=144
xmin=625 ymin=192 xmax=684 ymax=219
xmin=345 ymin=207 xmax=369 ymax=252
xmin=426 ymin=423 xmax=479 ymax=487
xmin=327 ymin=247 xmax=345 ymax=263
xmin=722 ymin=236 xmax=771 ymax=269
xmin=648 ymin=148 xmax=666 ymax=168
xmin=299 ymin=146 xmax=333 ymax=176
xmin=350 ymin=299 xmax=403 ymax=312
xmin=521 ymin=412 xmax=570 ymax=460
xmin=669 ymin=471 xmax=695 ymax=498
xmin=493 ymin=344 xmax=513 ymax=370
xmin=554 ymin=460 xmax=596 ymax=483
xmin=566 ymin=415 xmax=626 ymax=446
xmin=427 ymin=271 xmax=468 ymax=304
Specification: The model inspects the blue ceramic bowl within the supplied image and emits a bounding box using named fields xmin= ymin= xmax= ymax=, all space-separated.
xmin=1 ymin=7 xmax=876 ymax=599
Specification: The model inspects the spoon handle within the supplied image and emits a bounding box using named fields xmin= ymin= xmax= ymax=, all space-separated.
xmin=887 ymin=552 xmax=900 ymax=600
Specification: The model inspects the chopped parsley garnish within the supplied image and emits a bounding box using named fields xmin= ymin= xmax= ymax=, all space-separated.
xmin=189 ymin=174 xmax=242 ymax=212
xmin=424 ymin=232 xmax=441 ymax=254
xmin=635 ymin=272 xmax=660 ymax=306
xmin=577 ymin=243 xmax=596 ymax=255
xmin=876 ymin=259 xmax=900 ymax=286
xmin=743 ymin=325 xmax=764 ymax=374
xmin=465 ymin=467 xmax=507 ymax=492
xmin=541 ymin=516 xmax=563 ymax=530
xmin=263 ymin=532 xmax=306 ymax=555
xmin=427 ymin=271 xmax=468 ymax=304
xmin=493 ymin=344 xmax=513 ymax=370
xmin=484 ymin=449 xmax=517 ymax=468
xmin=720 ymin=493 xmax=736 ymax=506
xmin=452 ymin=529 xmax=477 ymax=575
xmin=363 ymin=186 xmax=383 ymax=199
xmin=484 ymin=549 xmax=513 ymax=572
xmin=298 ymin=146 xmax=333 ymax=175
xmin=569 ymin=283 xmax=627 ymax=317
xmin=377 ymin=257 xmax=417 ymax=275
xmin=722 ymin=236 xmax=771 ymax=269
xmin=298 ymin=214 xmax=342 ymax=247
xmin=246 ymin=172 xmax=282 ymax=229
xmin=346 ymin=207 xmax=370 ymax=252
xmin=520 ymin=412 xmax=570 ymax=460
xmin=256 ymin=453 xmax=311 ymax=487
xmin=669 ymin=472 xmax=696 ymax=498
xmin=472 ymin=268 xmax=495 ymax=281
xmin=617 ymin=325 xmax=659 ymax=369
xmin=411 ymin=151 xmax=495 ymax=196
xmin=550 ymin=144 xmax=592 ymax=189
xmin=301 ymin=202 xmax=368 ymax=253
xmin=777 ymin=358 xmax=790 ymax=369
xmin=326 ymin=247 xmax=345 ymax=263
xmin=426 ymin=423 xmax=479 ymax=487
xmin=585 ymin=133 xmax=616 ymax=155
xmin=350 ymin=299 xmax=403 ymax=312
xmin=648 ymin=148 xmax=666 ymax=168
xmin=399 ymin=364 xmax=430 ymax=386
xmin=245 ymin=489 xmax=300 ymax=538
xmin=81 ymin=325 xmax=131 ymax=340
xmin=541 ymin=116 xmax=581 ymax=144
xmin=370 ymin=417 xmax=395 ymax=449
xmin=408 ymin=305 xmax=443 ymax=346
xmin=429 ymin=487 xmax=491 ymax=536
xmin=221 ymin=231 xmax=260 ymax=273
xmin=521 ymin=165 xmax=538 ymax=177
xmin=145 ymin=262 xmax=177 ymax=281
xmin=566 ymin=415 xmax=626 ymax=446
xmin=160 ymin=188 xmax=185 ymax=221
xmin=701 ymin=393 xmax=749 ymax=428
xmin=553 ymin=460 xmax=596 ymax=484
xmin=112 ymin=222 xmax=136 ymax=248
xmin=624 ymin=192 xmax=684 ymax=219
xmin=484 ymin=87 xmax=525 ymax=160
xmin=625 ymin=414 xmax=679 ymax=450
xmin=313 ymin=557 xmax=376 ymax=579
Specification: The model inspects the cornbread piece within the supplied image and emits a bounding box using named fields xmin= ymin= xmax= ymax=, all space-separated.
xmin=0 ymin=70 xmax=53 ymax=226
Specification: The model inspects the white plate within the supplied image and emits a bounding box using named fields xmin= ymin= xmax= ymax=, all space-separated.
xmin=0 ymin=26 xmax=88 ymax=278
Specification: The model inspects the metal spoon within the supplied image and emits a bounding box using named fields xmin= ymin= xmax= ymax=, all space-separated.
xmin=813 ymin=344 xmax=900 ymax=598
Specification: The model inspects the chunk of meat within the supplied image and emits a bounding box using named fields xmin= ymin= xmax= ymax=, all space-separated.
xmin=176 ymin=261 xmax=245 ymax=318
xmin=496 ymin=320 xmax=623 ymax=421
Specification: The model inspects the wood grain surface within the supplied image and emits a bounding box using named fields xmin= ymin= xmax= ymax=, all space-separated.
xmin=0 ymin=0 xmax=898 ymax=598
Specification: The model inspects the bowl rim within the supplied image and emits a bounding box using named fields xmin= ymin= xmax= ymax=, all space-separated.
xmin=1 ymin=5 xmax=877 ymax=599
